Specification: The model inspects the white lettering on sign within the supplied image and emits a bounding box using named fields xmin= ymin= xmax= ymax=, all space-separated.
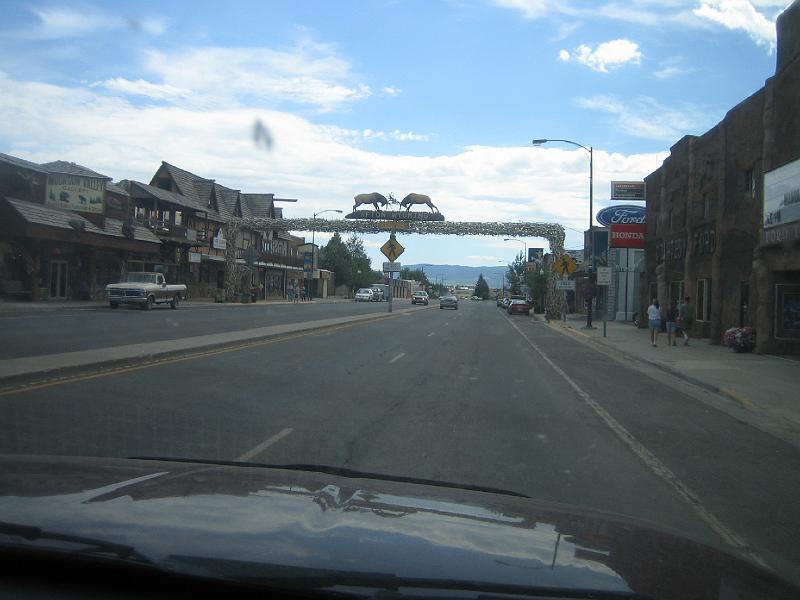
xmin=609 ymin=209 xmax=646 ymax=224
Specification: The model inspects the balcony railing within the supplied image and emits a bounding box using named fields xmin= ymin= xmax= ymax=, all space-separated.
xmin=136 ymin=217 xmax=196 ymax=241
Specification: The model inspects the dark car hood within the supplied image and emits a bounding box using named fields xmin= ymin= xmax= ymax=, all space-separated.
xmin=0 ymin=455 xmax=795 ymax=599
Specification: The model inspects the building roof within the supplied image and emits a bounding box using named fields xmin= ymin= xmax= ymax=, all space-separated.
xmin=0 ymin=152 xmax=48 ymax=174
xmin=3 ymin=197 xmax=161 ymax=244
xmin=106 ymin=181 xmax=130 ymax=196
xmin=129 ymin=181 xmax=227 ymax=223
xmin=40 ymin=160 xmax=110 ymax=180
xmin=241 ymin=193 xmax=275 ymax=219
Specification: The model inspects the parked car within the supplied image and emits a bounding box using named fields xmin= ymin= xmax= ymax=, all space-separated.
xmin=370 ymin=284 xmax=389 ymax=301
xmin=507 ymin=299 xmax=531 ymax=316
xmin=439 ymin=295 xmax=458 ymax=310
xmin=411 ymin=291 xmax=429 ymax=305
xmin=355 ymin=288 xmax=374 ymax=302
xmin=105 ymin=272 xmax=186 ymax=310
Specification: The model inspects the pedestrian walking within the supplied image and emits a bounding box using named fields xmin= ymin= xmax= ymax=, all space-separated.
xmin=666 ymin=300 xmax=680 ymax=346
xmin=647 ymin=299 xmax=661 ymax=347
xmin=678 ymin=296 xmax=695 ymax=346
xmin=300 ymin=286 xmax=306 ymax=302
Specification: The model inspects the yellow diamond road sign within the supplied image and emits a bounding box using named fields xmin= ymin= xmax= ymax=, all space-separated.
xmin=380 ymin=235 xmax=405 ymax=262
xmin=556 ymin=254 xmax=578 ymax=278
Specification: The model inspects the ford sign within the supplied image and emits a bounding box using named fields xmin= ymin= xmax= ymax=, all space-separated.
xmin=596 ymin=205 xmax=646 ymax=227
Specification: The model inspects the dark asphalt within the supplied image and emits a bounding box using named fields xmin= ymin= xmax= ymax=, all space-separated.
xmin=0 ymin=300 xmax=400 ymax=359
xmin=1 ymin=299 xmax=798 ymax=584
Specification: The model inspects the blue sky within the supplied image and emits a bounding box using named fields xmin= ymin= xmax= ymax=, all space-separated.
xmin=0 ymin=0 xmax=789 ymax=272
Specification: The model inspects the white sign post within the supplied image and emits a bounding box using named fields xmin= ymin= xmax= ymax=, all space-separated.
xmin=596 ymin=267 xmax=612 ymax=286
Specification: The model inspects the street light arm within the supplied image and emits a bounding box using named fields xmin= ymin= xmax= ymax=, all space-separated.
xmin=312 ymin=209 xmax=343 ymax=220
xmin=532 ymin=138 xmax=590 ymax=153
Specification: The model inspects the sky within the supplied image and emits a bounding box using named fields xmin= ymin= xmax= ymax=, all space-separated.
xmin=0 ymin=0 xmax=790 ymax=271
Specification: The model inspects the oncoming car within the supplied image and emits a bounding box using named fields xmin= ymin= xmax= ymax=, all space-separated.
xmin=411 ymin=291 xmax=429 ymax=305
xmin=354 ymin=288 xmax=374 ymax=302
xmin=439 ymin=295 xmax=458 ymax=309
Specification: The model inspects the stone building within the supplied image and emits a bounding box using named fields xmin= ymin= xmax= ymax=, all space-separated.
xmin=643 ymin=0 xmax=800 ymax=353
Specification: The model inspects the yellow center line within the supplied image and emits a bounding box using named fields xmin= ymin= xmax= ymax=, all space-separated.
xmin=0 ymin=314 xmax=396 ymax=398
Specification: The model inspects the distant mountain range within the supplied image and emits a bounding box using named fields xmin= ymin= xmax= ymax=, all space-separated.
xmin=405 ymin=264 xmax=507 ymax=286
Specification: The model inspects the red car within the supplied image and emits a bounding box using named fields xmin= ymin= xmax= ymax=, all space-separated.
xmin=507 ymin=299 xmax=531 ymax=316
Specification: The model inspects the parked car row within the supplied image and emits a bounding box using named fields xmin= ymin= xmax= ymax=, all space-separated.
xmin=497 ymin=295 xmax=531 ymax=316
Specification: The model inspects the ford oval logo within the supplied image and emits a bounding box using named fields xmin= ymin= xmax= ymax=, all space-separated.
xmin=596 ymin=204 xmax=646 ymax=226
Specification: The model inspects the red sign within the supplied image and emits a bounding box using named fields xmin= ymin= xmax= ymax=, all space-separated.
xmin=610 ymin=224 xmax=646 ymax=248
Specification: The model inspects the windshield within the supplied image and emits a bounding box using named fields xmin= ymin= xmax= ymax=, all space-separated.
xmin=1 ymin=0 xmax=799 ymax=595
xmin=126 ymin=273 xmax=158 ymax=284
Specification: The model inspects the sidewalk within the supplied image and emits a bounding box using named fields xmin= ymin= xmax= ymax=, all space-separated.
xmin=543 ymin=313 xmax=800 ymax=437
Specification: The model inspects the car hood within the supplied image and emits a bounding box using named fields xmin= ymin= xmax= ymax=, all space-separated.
xmin=0 ymin=455 xmax=795 ymax=599
xmin=106 ymin=282 xmax=150 ymax=289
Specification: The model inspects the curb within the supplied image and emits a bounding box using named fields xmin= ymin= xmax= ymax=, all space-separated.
xmin=0 ymin=311 xmax=398 ymax=388
xmin=547 ymin=320 xmax=756 ymax=408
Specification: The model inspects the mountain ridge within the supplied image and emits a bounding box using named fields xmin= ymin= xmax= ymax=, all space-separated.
xmin=405 ymin=263 xmax=507 ymax=286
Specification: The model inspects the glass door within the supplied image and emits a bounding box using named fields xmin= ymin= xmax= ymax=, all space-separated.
xmin=49 ymin=260 xmax=68 ymax=299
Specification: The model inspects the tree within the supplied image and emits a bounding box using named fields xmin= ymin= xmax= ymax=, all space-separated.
xmin=505 ymin=251 xmax=525 ymax=295
xmin=474 ymin=274 xmax=490 ymax=300
xmin=320 ymin=233 xmax=378 ymax=290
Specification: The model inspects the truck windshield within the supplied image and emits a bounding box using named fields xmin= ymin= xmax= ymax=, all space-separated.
xmin=127 ymin=274 xmax=158 ymax=284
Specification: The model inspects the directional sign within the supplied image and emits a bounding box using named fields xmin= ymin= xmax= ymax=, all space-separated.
xmin=380 ymin=234 xmax=405 ymax=262
xmin=556 ymin=254 xmax=578 ymax=278
xmin=555 ymin=280 xmax=575 ymax=291
xmin=383 ymin=261 xmax=401 ymax=272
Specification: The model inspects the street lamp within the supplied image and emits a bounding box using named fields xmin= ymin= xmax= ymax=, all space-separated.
xmin=311 ymin=209 xmax=343 ymax=247
xmin=532 ymin=138 xmax=594 ymax=328
xmin=503 ymin=237 xmax=527 ymax=259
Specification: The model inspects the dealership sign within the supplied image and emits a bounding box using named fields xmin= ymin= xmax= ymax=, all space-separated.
xmin=610 ymin=181 xmax=646 ymax=201
xmin=610 ymin=224 xmax=646 ymax=248
xmin=763 ymin=157 xmax=800 ymax=229
xmin=596 ymin=204 xmax=646 ymax=227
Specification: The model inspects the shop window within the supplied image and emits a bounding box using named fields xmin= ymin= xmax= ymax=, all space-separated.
xmin=696 ymin=279 xmax=711 ymax=321
xmin=744 ymin=168 xmax=756 ymax=200
xmin=775 ymin=284 xmax=800 ymax=339
xmin=174 ymin=211 xmax=182 ymax=226
xmin=669 ymin=280 xmax=684 ymax=306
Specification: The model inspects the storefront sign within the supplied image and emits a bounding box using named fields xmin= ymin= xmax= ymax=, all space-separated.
xmin=212 ymin=230 xmax=227 ymax=250
xmin=763 ymin=220 xmax=800 ymax=245
xmin=610 ymin=181 xmax=646 ymax=202
xmin=528 ymin=248 xmax=544 ymax=262
xmin=610 ymin=224 xmax=645 ymax=248
xmin=656 ymin=236 xmax=686 ymax=263
xmin=764 ymin=157 xmax=800 ymax=229
xmin=596 ymin=205 xmax=646 ymax=227
xmin=693 ymin=226 xmax=716 ymax=256
xmin=189 ymin=252 xmax=202 ymax=263
xmin=46 ymin=174 xmax=105 ymax=214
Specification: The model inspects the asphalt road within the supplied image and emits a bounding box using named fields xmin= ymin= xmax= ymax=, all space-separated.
xmin=1 ymin=299 xmax=799 ymax=584
xmin=0 ymin=299 xmax=395 ymax=359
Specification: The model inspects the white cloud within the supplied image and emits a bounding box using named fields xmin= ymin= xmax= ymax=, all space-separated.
xmin=575 ymin=94 xmax=712 ymax=140
xmin=25 ymin=6 xmax=167 ymax=39
xmin=490 ymin=0 xmax=557 ymax=20
xmin=92 ymin=78 xmax=190 ymax=100
xmin=382 ymin=85 xmax=402 ymax=96
xmin=0 ymin=71 xmax=665 ymax=242
xmin=693 ymin=0 xmax=778 ymax=50
xmin=560 ymin=39 xmax=642 ymax=72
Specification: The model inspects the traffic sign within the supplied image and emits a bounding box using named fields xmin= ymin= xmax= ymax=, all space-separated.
xmin=596 ymin=266 xmax=612 ymax=286
xmin=556 ymin=254 xmax=578 ymax=278
xmin=555 ymin=280 xmax=575 ymax=291
xmin=380 ymin=234 xmax=405 ymax=262
xmin=383 ymin=261 xmax=401 ymax=272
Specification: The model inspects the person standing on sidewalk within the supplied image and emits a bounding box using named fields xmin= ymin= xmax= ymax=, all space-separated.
xmin=666 ymin=300 xmax=680 ymax=346
xmin=647 ymin=299 xmax=661 ymax=347
xmin=679 ymin=296 xmax=695 ymax=346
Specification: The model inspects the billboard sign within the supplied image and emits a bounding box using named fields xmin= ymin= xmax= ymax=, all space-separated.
xmin=610 ymin=224 xmax=646 ymax=248
xmin=610 ymin=181 xmax=646 ymax=201
xmin=46 ymin=174 xmax=105 ymax=214
xmin=596 ymin=205 xmax=646 ymax=227
xmin=764 ymin=157 xmax=800 ymax=229
xmin=528 ymin=247 xmax=544 ymax=262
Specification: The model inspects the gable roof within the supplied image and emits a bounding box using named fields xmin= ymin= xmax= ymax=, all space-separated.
xmin=128 ymin=181 xmax=226 ymax=223
xmin=40 ymin=160 xmax=110 ymax=180
xmin=106 ymin=181 xmax=130 ymax=196
xmin=0 ymin=152 xmax=48 ymax=174
xmin=241 ymin=193 xmax=275 ymax=219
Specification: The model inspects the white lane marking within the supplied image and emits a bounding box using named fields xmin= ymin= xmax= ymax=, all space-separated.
xmin=427 ymin=331 xmax=435 ymax=337
xmin=504 ymin=315 xmax=768 ymax=569
xmin=389 ymin=352 xmax=406 ymax=364
xmin=236 ymin=427 xmax=294 ymax=462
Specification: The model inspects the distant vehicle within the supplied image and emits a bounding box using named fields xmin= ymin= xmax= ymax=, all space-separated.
xmin=105 ymin=272 xmax=186 ymax=310
xmin=470 ymin=295 xmax=483 ymax=301
xmin=439 ymin=295 xmax=458 ymax=310
xmin=370 ymin=284 xmax=389 ymax=302
xmin=496 ymin=296 xmax=506 ymax=307
xmin=411 ymin=291 xmax=429 ymax=305
xmin=507 ymin=299 xmax=531 ymax=316
xmin=355 ymin=288 xmax=374 ymax=302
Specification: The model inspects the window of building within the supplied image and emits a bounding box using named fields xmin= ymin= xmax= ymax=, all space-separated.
xmin=696 ymin=278 xmax=711 ymax=321
xmin=669 ymin=280 xmax=684 ymax=306
xmin=668 ymin=207 xmax=674 ymax=232
xmin=744 ymin=168 xmax=756 ymax=199
xmin=648 ymin=282 xmax=658 ymax=304
xmin=702 ymin=193 xmax=711 ymax=221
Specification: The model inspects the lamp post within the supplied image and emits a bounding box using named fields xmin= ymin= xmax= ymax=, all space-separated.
xmin=310 ymin=209 xmax=342 ymax=300
xmin=532 ymin=138 xmax=594 ymax=328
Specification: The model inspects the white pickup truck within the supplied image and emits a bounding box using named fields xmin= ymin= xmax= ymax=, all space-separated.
xmin=105 ymin=272 xmax=187 ymax=310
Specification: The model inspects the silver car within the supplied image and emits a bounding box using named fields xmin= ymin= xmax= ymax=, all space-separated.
xmin=439 ymin=295 xmax=458 ymax=310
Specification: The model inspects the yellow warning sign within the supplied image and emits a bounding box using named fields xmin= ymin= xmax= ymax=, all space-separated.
xmin=556 ymin=254 xmax=578 ymax=278
xmin=380 ymin=234 xmax=405 ymax=262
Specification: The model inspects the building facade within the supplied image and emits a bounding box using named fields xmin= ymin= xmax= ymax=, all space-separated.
xmin=642 ymin=1 xmax=800 ymax=353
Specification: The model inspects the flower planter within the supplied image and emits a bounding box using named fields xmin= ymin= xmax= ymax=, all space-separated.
xmin=723 ymin=327 xmax=755 ymax=353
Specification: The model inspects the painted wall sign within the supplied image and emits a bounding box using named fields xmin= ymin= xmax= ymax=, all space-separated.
xmin=610 ymin=224 xmax=646 ymax=248
xmin=610 ymin=181 xmax=646 ymax=202
xmin=656 ymin=236 xmax=686 ymax=263
xmin=693 ymin=227 xmax=716 ymax=256
xmin=596 ymin=205 xmax=646 ymax=227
